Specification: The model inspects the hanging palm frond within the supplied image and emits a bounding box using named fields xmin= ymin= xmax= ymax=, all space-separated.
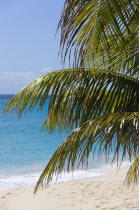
xmin=58 ymin=0 xmax=139 ymax=67
xmin=5 ymin=68 xmax=139 ymax=132
xmin=126 ymin=155 xmax=139 ymax=184
xmin=86 ymin=41 xmax=139 ymax=77
xmin=34 ymin=112 xmax=139 ymax=193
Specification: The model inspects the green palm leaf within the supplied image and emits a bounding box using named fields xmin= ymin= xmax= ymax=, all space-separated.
xmin=34 ymin=112 xmax=139 ymax=193
xmin=59 ymin=0 xmax=139 ymax=68
xmin=126 ymin=155 xmax=139 ymax=184
xmin=5 ymin=68 xmax=139 ymax=132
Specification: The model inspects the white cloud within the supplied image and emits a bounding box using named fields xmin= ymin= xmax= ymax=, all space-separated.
xmin=0 ymin=67 xmax=53 ymax=94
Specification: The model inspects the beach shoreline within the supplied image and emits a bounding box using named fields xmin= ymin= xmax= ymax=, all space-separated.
xmin=0 ymin=160 xmax=132 ymax=191
xmin=1 ymin=166 xmax=139 ymax=210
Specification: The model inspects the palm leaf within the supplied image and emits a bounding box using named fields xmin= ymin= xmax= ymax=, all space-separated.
xmin=58 ymin=0 xmax=139 ymax=67
xmin=5 ymin=68 xmax=139 ymax=132
xmin=86 ymin=41 xmax=139 ymax=77
xmin=34 ymin=112 xmax=139 ymax=193
xmin=126 ymin=155 xmax=139 ymax=184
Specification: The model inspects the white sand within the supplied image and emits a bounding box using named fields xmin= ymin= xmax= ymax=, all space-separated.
xmin=0 ymin=167 xmax=139 ymax=210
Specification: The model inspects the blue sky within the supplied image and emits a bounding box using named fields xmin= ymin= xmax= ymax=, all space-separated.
xmin=0 ymin=0 xmax=66 ymax=94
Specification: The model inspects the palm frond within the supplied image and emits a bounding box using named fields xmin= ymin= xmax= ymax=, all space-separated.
xmin=5 ymin=68 xmax=139 ymax=132
xmin=86 ymin=41 xmax=139 ymax=77
xmin=34 ymin=112 xmax=139 ymax=193
xmin=126 ymin=155 xmax=139 ymax=184
xmin=59 ymin=0 xmax=139 ymax=67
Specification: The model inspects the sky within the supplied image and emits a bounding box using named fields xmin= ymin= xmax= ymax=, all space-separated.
xmin=0 ymin=0 xmax=66 ymax=94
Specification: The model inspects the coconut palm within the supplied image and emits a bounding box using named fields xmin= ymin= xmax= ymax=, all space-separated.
xmin=5 ymin=0 xmax=139 ymax=193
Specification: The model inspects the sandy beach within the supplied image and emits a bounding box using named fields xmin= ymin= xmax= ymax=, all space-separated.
xmin=0 ymin=166 xmax=139 ymax=210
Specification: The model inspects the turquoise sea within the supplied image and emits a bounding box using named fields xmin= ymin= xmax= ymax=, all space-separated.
xmin=0 ymin=95 xmax=131 ymax=190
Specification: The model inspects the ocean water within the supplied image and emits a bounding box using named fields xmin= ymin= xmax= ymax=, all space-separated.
xmin=0 ymin=95 xmax=131 ymax=190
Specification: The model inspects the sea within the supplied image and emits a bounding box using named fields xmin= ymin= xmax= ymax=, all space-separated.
xmin=0 ymin=95 xmax=131 ymax=190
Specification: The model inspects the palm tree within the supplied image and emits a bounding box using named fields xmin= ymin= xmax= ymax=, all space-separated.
xmin=4 ymin=0 xmax=139 ymax=193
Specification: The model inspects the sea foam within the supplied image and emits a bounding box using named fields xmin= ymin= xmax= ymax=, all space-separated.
xmin=0 ymin=161 xmax=131 ymax=190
